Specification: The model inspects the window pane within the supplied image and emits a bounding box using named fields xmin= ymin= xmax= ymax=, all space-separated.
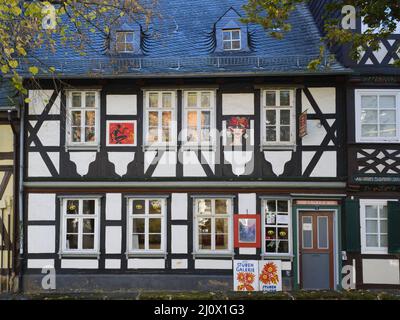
xmin=72 ymin=111 xmax=81 ymax=126
xmin=280 ymin=126 xmax=290 ymax=142
xmin=280 ymin=91 xmax=290 ymax=106
xmin=83 ymin=219 xmax=95 ymax=233
xmin=361 ymin=125 xmax=378 ymax=137
xmin=162 ymin=93 xmax=172 ymax=108
xmin=149 ymin=93 xmax=158 ymax=108
xmin=162 ymin=111 xmax=171 ymax=127
xmin=125 ymin=43 xmax=134 ymax=52
xmin=149 ymin=200 xmax=162 ymax=214
xmin=116 ymin=32 xmax=124 ymax=43
xmin=380 ymin=110 xmax=396 ymax=124
xmin=215 ymin=234 xmax=228 ymax=250
xmin=267 ymin=200 xmax=276 ymax=212
xmin=187 ymin=128 xmax=197 ymax=142
xmin=132 ymin=200 xmax=145 ymax=215
xmin=266 ymin=240 xmax=276 ymax=253
xmin=149 ymin=111 xmax=158 ymax=126
xmin=215 ymin=218 xmax=228 ymax=233
xmin=198 ymin=234 xmax=211 ymax=250
xmin=132 ymin=234 xmax=145 ymax=250
xmin=366 ymin=205 xmax=378 ymax=218
xmin=198 ymin=199 xmax=211 ymax=214
xmin=380 ymin=220 xmax=387 ymax=234
xmin=72 ymin=127 xmax=81 ymax=142
xmin=223 ymin=31 xmax=231 ymax=40
xmin=66 ymin=234 xmax=78 ymax=249
xmin=278 ymin=227 xmax=288 ymax=240
xmin=266 ymin=127 xmax=276 ymax=141
xmin=266 ymin=227 xmax=276 ymax=240
xmin=67 ymin=219 xmax=79 ymax=233
xmin=223 ymin=41 xmax=231 ymax=50
xmin=361 ymin=110 xmax=378 ymax=124
xmin=366 ymin=220 xmax=378 ymax=233
xmin=361 ymin=95 xmax=377 ymax=108
xmin=85 ymin=93 xmax=95 ymax=108
xmin=201 ymin=111 xmax=210 ymax=127
xmin=317 ymin=217 xmax=328 ymax=249
xmin=232 ymin=30 xmax=240 ymax=39
xmin=125 ymin=32 xmax=134 ymax=42
xmin=85 ymin=127 xmax=96 ymax=142
xmin=380 ymin=125 xmax=396 ymax=137
xmin=201 ymin=92 xmax=210 ymax=108
xmin=83 ymin=200 xmax=95 ymax=215
xmin=266 ymin=110 xmax=276 ymax=125
xmin=215 ymin=199 xmax=228 ymax=214
xmin=188 ymin=93 xmax=197 ymax=107
xmin=266 ymin=92 xmax=276 ymax=106
xmin=72 ymin=93 xmax=81 ymax=108
xmin=82 ymin=235 xmax=94 ymax=249
xmin=149 ymin=218 xmax=161 ymax=233
xmin=66 ymin=200 xmax=79 ymax=214
xmin=85 ymin=111 xmax=95 ymax=126
xmin=380 ymin=206 xmax=387 ymax=218
xmin=116 ymin=43 xmax=125 ymax=52
xmin=302 ymin=217 xmax=313 ymax=249
xmin=277 ymin=241 xmax=289 ymax=253
xmin=380 ymin=95 xmax=396 ymax=108
xmin=187 ymin=111 xmax=197 ymax=127
xmin=380 ymin=235 xmax=388 ymax=247
xmin=277 ymin=200 xmax=288 ymax=213
xmin=198 ymin=218 xmax=211 ymax=233
xmin=148 ymin=128 xmax=158 ymax=143
xmin=149 ymin=234 xmax=161 ymax=250
xmin=162 ymin=128 xmax=170 ymax=142
xmin=132 ymin=218 xmax=145 ymax=233
xmin=366 ymin=235 xmax=378 ymax=247
xmin=232 ymin=40 xmax=241 ymax=49
xmin=280 ymin=110 xmax=290 ymax=125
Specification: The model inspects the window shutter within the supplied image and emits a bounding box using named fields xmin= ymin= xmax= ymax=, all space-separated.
xmin=344 ymin=199 xmax=361 ymax=252
xmin=388 ymin=201 xmax=400 ymax=254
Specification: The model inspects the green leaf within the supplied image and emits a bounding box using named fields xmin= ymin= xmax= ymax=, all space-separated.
xmin=9 ymin=60 xmax=18 ymax=68
xmin=1 ymin=65 xmax=10 ymax=74
xmin=29 ymin=66 xmax=39 ymax=75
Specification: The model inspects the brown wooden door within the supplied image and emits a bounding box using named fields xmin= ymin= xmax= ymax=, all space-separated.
xmin=299 ymin=212 xmax=334 ymax=290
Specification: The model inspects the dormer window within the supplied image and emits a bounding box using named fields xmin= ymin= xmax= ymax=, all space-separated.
xmin=116 ymin=31 xmax=135 ymax=53
xmin=223 ymin=29 xmax=241 ymax=51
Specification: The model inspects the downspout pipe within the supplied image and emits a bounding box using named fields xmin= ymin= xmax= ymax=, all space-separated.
xmin=17 ymin=98 xmax=24 ymax=293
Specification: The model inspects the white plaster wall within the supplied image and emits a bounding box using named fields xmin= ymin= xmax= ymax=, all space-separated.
xmin=105 ymin=226 xmax=122 ymax=254
xmin=128 ymin=259 xmax=165 ymax=269
xmin=302 ymin=88 xmax=336 ymax=114
xmin=302 ymin=120 xmax=327 ymax=146
xmin=105 ymin=259 xmax=121 ymax=269
xmin=362 ymin=259 xmax=400 ymax=284
xmin=61 ymin=259 xmax=99 ymax=269
xmin=27 ymin=226 xmax=55 ymax=253
xmin=171 ymin=193 xmax=188 ymax=220
xmin=152 ymin=151 xmax=177 ymax=177
xmin=171 ymin=259 xmax=188 ymax=269
xmin=264 ymin=151 xmax=293 ymax=176
xmin=27 ymin=259 xmax=54 ymax=269
xmin=171 ymin=225 xmax=188 ymax=254
xmin=183 ymin=151 xmax=206 ymax=177
xmin=195 ymin=259 xmax=232 ymax=270
xmin=106 ymin=95 xmax=137 ymax=115
xmin=106 ymin=193 xmax=122 ymax=221
xmin=35 ymin=121 xmax=60 ymax=146
xmin=29 ymin=90 xmax=60 ymax=115
xmin=28 ymin=194 xmax=56 ymax=221
xmin=239 ymin=248 xmax=257 ymax=255
xmin=222 ymin=94 xmax=254 ymax=115
xmin=28 ymin=152 xmax=59 ymax=177
xmin=302 ymin=151 xmax=337 ymax=177
xmin=238 ymin=193 xmax=256 ymax=214
xmin=108 ymin=152 xmax=135 ymax=176
xmin=69 ymin=152 xmax=97 ymax=176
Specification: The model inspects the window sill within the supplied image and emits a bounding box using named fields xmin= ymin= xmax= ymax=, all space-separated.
xmin=260 ymin=254 xmax=293 ymax=260
xmin=142 ymin=145 xmax=177 ymax=152
xmin=192 ymin=252 xmax=235 ymax=259
xmin=261 ymin=145 xmax=297 ymax=152
xmin=181 ymin=144 xmax=216 ymax=152
xmin=126 ymin=252 xmax=167 ymax=259
xmin=65 ymin=144 xmax=101 ymax=152
xmin=361 ymin=250 xmax=388 ymax=255
xmin=58 ymin=252 xmax=100 ymax=259
xmin=356 ymin=140 xmax=400 ymax=144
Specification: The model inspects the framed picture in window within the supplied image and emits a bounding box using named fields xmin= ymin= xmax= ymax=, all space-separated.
xmin=106 ymin=120 xmax=137 ymax=146
xmin=234 ymin=214 xmax=261 ymax=248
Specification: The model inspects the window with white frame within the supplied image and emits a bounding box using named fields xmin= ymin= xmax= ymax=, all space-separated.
xmin=67 ymin=91 xmax=100 ymax=146
xmin=128 ymin=198 xmax=166 ymax=253
xmin=262 ymin=199 xmax=290 ymax=255
xmin=360 ymin=200 xmax=388 ymax=254
xmin=144 ymin=91 xmax=176 ymax=146
xmin=116 ymin=31 xmax=135 ymax=53
xmin=61 ymin=198 xmax=100 ymax=253
xmin=194 ymin=198 xmax=232 ymax=253
xmin=223 ymin=29 xmax=241 ymax=51
xmin=262 ymin=89 xmax=296 ymax=146
xmin=355 ymin=90 xmax=400 ymax=142
xmin=183 ymin=91 xmax=215 ymax=146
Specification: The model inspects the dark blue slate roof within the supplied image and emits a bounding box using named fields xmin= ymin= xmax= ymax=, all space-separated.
xmin=24 ymin=0 xmax=350 ymax=77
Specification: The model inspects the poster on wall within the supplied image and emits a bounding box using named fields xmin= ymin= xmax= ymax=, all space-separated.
xmin=234 ymin=214 xmax=261 ymax=248
xmin=258 ymin=260 xmax=282 ymax=292
xmin=233 ymin=260 xmax=259 ymax=292
xmin=107 ymin=120 xmax=137 ymax=146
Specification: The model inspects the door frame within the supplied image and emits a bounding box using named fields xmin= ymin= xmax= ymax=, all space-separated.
xmin=292 ymin=205 xmax=341 ymax=290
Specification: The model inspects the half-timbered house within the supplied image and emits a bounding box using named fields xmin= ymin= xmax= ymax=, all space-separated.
xmin=19 ymin=0 xmax=400 ymax=292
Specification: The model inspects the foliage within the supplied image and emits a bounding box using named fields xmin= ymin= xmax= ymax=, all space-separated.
xmin=242 ymin=0 xmax=400 ymax=69
xmin=0 ymin=0 xmax=155 ymax=97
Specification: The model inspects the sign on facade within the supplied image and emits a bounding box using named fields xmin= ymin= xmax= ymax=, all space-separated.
xmin=259 ymin=260 xmax=282 ymax=292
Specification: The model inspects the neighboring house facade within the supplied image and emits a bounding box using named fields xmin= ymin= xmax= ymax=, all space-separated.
xmin=0 ymin=80 xmax=19 ymax=292
xmin=20 ymin=0 xmax=399 ymax=292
